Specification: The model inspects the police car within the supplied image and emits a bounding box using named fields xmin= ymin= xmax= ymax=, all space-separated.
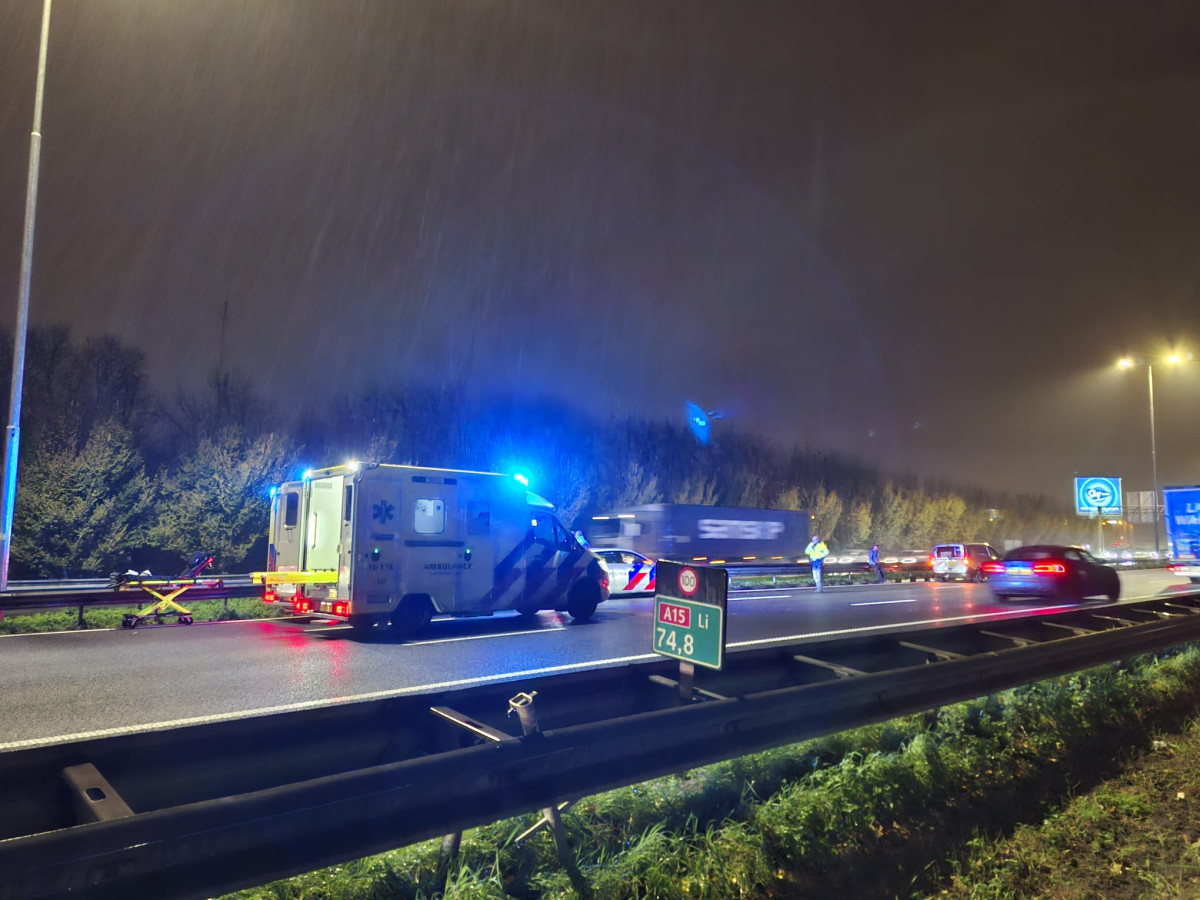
xmin=593 ymin=549 xmax=657 ymax=595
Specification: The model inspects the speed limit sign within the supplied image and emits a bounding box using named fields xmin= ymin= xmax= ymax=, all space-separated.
xmin=677 ymin=567 xmax=699 ymax=596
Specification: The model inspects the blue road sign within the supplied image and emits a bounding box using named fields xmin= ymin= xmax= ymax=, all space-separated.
xmin=1075 ymin=477 xmax=1122 ymax=516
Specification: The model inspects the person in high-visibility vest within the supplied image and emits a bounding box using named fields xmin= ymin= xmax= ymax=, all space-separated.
xmin=806 ymin=534 xmax=830 ymax=592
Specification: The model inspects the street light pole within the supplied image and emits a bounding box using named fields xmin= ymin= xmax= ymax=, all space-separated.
xmin=1147 ymin=363 xmax=1160 ymax=558
xmin=0 ymin=0 xmax=54 ymax=591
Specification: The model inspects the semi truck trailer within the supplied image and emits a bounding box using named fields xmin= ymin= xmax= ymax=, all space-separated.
xmin=586 ymin=503 xmax=811 ymax=564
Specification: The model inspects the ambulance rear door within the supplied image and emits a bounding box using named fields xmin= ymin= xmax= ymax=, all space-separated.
xmin=269 ymin=481 xmax=305 ymax=574
xmin=304 ymin=474 xmax=353 ymax=599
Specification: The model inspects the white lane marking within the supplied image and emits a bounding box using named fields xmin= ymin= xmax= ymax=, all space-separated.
xmin=0 ymin=616 xmax=303 ymax=639
xmin=727 ymin=603 xmax=1080 ymax=649
xmin=0 ymin=627 xmax=98 ymax=638
xmin=0 ymin=653 xmax=659 ymax=752
xmin=849 ymin=598 xmax=917 ymax=607
xmin=729 ymin=593 xmax=792 ymax=601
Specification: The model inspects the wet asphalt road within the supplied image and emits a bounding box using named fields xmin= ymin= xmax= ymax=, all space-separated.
xmin=0 ymin=568 xmax=1187 ymax=747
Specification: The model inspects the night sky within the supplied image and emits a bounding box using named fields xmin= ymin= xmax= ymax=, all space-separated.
xmin=2 ymin=1 xmax=1199 ymax=497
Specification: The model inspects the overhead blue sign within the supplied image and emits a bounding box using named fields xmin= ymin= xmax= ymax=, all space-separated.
xmin=1075 ymin=477 xmax=1123 ymax=516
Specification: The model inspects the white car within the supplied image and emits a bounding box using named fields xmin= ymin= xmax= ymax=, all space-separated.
xmin=594 ymin=549 xmax=657 ymax=595
xmin=930 ymin=542 xmax=1002 ymax=582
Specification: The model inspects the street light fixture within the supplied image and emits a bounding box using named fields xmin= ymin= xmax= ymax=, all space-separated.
xmin=1116 ymin=351 xmax=1190 ymax=557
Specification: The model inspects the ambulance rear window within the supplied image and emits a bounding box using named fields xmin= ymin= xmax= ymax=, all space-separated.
xmin=414 ymin=498 xmax=446 ymax=534
xmin=284 ymin=492 xmax=300 ymax=528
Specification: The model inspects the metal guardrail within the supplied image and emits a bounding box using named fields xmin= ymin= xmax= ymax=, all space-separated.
xmin=2 ymin=589 xmax=1199 ymax=899
xmin=732 ymin=557 xmax=1170 ymax=583
xmin=0 ymin=560 xmax=1169 ymax=616
xmin=0 ymin=576 xmax=260 ymax=619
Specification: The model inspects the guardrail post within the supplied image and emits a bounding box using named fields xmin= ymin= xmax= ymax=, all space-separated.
xmin=435 ymin=830 xmax=462 ymax=893
xmin=508 ymin=692 xmax=592 ymax=899
xmin=77 ymin=603 xmax=85 ymax=629
xmin=678 ymin=661 xmax=695 ymax=703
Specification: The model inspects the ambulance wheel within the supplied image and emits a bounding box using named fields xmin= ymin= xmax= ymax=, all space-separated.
xmin=566 ymin=581 xmax=600 ymax=622
xmin=391 ymin=595 xmax=434 ymax=638
xmin=348 ymin=614 xmax=379 ymax=638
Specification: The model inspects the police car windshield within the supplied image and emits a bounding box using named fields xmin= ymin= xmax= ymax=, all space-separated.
xmin=588 ymin=518 xmax=621 ymax=540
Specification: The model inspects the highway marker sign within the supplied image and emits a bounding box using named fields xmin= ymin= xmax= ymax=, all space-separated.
xmin=654 ymin=560 xmax=727 ymax=671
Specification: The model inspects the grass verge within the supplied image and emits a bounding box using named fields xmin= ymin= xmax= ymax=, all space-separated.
xmin=0 ymin=596 xmax=288 ymax=634
xmin=225 ymin=645 xmax=1200 ymax=900
xmin=928 ymin=718 xmax=1200 ymax=899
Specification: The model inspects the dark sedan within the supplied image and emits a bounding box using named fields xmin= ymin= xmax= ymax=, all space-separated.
xmin=982 ymin=545 xmax=1120 ymax=602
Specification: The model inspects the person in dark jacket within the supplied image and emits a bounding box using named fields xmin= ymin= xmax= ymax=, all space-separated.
xmin=868 ymin=543 xmax=885 ymax=584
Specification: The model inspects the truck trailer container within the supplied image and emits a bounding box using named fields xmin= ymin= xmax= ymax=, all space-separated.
xmin=1164 ymin=485 xmax=1200 ymax=584
xmin=586 ymin=504 xmax=811 ymax=564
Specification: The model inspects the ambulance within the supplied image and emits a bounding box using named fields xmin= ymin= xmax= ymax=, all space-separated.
xmin=260 ymin=462 xmax=609 ymax=637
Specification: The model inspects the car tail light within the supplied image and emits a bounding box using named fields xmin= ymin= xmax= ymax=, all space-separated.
xmin=294 ymin=598 xmax=311 ymax=613
xmin=263 ymin=590 xmax=276 ymax=603
xmin=1032 ymin=563 xmax=1067 ymax=575
xmin=333 ymin=601 xmax=349 ymax=617
xmin=980 ymin=562 xmax=1005 ymax=574
xmin=927 ymin=555 xmax=936 ymax=567
xmin=1168 ymin=564 xmax=1185 ymax=573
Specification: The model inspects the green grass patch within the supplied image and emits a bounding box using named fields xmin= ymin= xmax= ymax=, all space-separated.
xmin=733 ymin=571 xmax=923 ymax=589
xmin=930 ymin=719 xmax=1200 ymax=899
xmin=225 ymin=645 xmax=1200 ymax=900
xmin=0 ymin=596 xmax=288 ymax=634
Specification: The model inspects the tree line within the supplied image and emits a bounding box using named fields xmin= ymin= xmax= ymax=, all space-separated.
xmin=0 ymin=326 xmax=1084 ymax=578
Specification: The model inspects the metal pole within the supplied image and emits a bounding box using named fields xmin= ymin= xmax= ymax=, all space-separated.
xmin=1148 ymin=364 xmax=1160 ymax=558
xmin=0 ymin=0 xmax=54 ymax=592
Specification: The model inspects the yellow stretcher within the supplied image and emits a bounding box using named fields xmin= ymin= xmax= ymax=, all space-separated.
xmin=118 ymin=577 xmax=226 ymax=628
xmin=117 ymin=554 xmax=222 ymax=628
